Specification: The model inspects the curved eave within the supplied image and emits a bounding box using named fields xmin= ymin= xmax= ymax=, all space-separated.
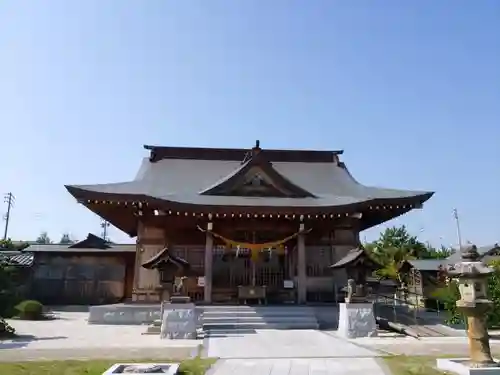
xmin=66 ymin=185 xmax=433 ymax=215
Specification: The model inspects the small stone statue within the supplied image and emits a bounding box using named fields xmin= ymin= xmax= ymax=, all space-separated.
xmin=346 ymin=279 xmax=355 ymax=302
xmin=173 ymin=276 xmax=187 ymax=295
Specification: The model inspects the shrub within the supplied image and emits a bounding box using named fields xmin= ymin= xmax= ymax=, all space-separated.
xmin=432 ymin=280 xmax=464 ymax=325
xmin=0 ymin=262 xmax=17 ymax=318
xmin=15 ymin=300 xmax=44 ymax=320
xmin=433 ymin=259 xmax=500 ymax=328
xmin=487 ymin=259 xmax=500 ymax=328
xmin=0 ymin=317 xmax=15 ymax=339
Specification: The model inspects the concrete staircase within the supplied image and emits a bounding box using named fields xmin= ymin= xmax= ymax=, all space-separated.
xmin=201 ymin=305 xmax=319 ymax=336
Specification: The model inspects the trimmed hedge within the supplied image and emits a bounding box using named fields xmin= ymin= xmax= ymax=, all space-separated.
xmin=15 ymin=300 xmax=44 ymax=320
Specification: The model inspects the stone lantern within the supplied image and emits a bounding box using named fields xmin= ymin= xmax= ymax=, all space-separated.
xmin=437 ymin=244 xmax=500 ymax=374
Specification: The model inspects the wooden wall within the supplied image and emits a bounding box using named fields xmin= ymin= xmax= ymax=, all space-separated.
xmin=131 ymin=217 xmax=360 ymax=303
xmin=30 ymin=252 xmax=134 ymax=305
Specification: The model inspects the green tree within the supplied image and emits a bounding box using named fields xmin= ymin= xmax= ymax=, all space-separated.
xmin=433 ymin=259 xmax=500 ymax=328
xmin=0 ymin=259 xmax=16 ymax=316
xmin=487 ymin=259 xmax=500 ymax=328
xmin=365 ymin=226 xmax=428 ymax=283
xmin=35 ymin=232 xmax=52 ymax=244
xmin=0 ymin=259 xmax=17 ymax=337
xmin=424 ymin=245 xmax=455 ymax=260
xmin=58 ymin=233 xmax=74 ymax=245
xmin=0 ymin=238 xmax=29 ymax=251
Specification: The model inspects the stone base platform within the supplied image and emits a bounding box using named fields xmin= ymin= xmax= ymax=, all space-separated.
xmin=437 ymin=358 xmax=500 ymax=375
xmin=88 ymin=303 xmax=162 ymax=325
xmin=337 ymin=302 xmax=377 ymax=339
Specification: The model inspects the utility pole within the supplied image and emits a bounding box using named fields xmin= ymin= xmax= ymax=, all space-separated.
xmin=453 ymin=208 xmax=463 ymax=250
xmin=100 ymin=219 xmax=110 ymax=242
xmin=3 ymin=192 xmax=15 ymax=241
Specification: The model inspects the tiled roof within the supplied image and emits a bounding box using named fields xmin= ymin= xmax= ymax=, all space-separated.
xmin=330 ymin=247 xmax=381 ymax=269
xmin=24 ymin=244 xmax=135 ymax=253
xmin=405 ymin=259 xmax=446 ymax=271
xmin=446 ymin=244 xmax=500 ymax=263
xmin=66 ymin=147 xmax=433 ymax=209
xmin=22 ymin=232 xmax=136 ymax=253
xmin=0 ymin=251 xmax=34 ymax=267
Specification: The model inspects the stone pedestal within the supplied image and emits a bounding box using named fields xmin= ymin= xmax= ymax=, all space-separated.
xmin=88 ymin=304 xmax=161 ymax=325
xmin=337 ymin=302 xmax=377 ymax=339
xmin=170 ymin=295 xmax=191 ymax=304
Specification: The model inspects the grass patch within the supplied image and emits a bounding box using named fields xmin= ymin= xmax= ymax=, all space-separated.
xmin=383 ymin=356 xmax=444 ymax=375
xmin=0 ymin=357 xmax=217 ymax=375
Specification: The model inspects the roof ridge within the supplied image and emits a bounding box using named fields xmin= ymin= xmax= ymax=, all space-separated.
xmin=145 ymin=144 xmax=343 ymax=163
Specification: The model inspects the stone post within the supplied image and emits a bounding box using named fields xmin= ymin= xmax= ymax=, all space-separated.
xmin=437 ymin=244 xmax=500 ymax=373
xmin=297 ymin=222 xmax=307 ymax=304
xmin=204 ymin=220 xmax=213 ymax=304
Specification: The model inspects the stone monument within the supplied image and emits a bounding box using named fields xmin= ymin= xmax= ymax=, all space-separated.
xmin=437 ymin=244 xmax=500 ymax=375
xmin=330 ymin=246 xmax=379 ymax=338
xmin=159 ymin=301 xmax=198 ymax=340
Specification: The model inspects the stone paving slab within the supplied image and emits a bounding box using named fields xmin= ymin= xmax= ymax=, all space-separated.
xmin=206 ymin=330 xmax=381 ymax=358
xmin=4 ymin=312 xmax=201 ymax=350
xmin=207 ymin=358 xmax=387 ymax=375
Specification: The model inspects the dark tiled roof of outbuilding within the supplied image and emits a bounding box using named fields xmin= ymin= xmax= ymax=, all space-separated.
xmin=446 ymin=244 xmax=500 ymax=264
xmin=403 ymin=259 xmax=447 ymax=271
xmin=0 ymin=251 xmax=34 ymax=267
xmin=24 ymin=244 xmax=135 ymax=253
xmin=23 ymin=233 xmax=135 ymax=253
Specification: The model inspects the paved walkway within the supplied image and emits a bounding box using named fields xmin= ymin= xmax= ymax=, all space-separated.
xmin=0 ymin=312 xmax=199 ymax=361
xmin=205 ymin=330 xmax=380 ymax=359
xmin=8 ymin=311 xmax=500 ymax=374
xmin=207 ymin=358 xmax=387 ymax=375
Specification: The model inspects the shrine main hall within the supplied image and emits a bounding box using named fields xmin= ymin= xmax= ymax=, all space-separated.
xmin=65 ymin=142 xmax=433 ymax=305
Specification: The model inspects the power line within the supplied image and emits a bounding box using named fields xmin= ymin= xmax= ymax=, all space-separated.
xmin=3 ymin=192 xmax=15 ymax=241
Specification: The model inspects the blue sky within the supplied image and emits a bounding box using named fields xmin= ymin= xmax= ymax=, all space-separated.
xmin=0 ymin=1 xmax=498 ymax=246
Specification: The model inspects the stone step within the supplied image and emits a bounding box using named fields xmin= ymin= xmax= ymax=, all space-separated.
xmin=203 ymin=321 xmax=319 ymax=330
xmin=144 ymin=325 xmax=161 ymax=335
xmin=203 ymin=316 xmax=317 ymax=324
xmin=204 ymin=329 xmax=257 ymax=337
xmin=201 ymin=306 xmax=313 ymax=311
xmin=200 ymin=306 xmax=319 ymax=331
xmin=202 ymin=311 xmax=316 ymax=318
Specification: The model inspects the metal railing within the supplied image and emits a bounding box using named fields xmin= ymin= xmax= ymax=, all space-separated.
xmin=371 ymin=289 xmax=453 ymax=336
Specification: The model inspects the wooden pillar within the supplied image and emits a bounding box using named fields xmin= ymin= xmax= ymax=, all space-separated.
xmin=204 ymin=221 xmax=214 ymax=304
xmin=297 ymin=222 xmax=307 ymax=304
xmin=132 ymin=221 xmax=165 ymax=302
